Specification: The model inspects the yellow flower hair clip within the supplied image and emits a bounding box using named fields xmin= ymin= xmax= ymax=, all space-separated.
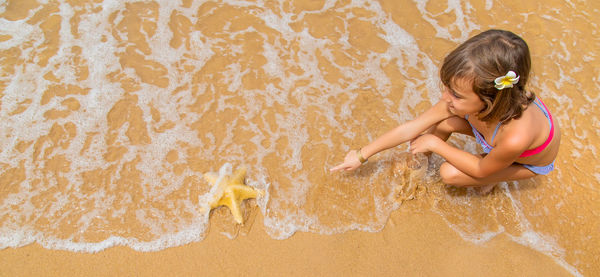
xmin=494 ymin=71 xmax=520 ymax=90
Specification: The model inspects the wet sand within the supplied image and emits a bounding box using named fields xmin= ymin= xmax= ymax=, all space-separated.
xmin=0 ymin=204 xmax=572 ymax=276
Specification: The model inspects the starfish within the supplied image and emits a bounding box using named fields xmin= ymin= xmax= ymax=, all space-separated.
xmin=204 ymin=166 xmax=263 ymax=224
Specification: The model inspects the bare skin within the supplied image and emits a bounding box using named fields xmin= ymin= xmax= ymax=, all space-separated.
xmin=330 ymin=78 xmax=560 ymax=191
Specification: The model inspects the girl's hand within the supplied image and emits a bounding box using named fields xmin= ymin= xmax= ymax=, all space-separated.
xmin=329 ymin=150 xmax=363 ymax=172
xmin=410 ymin=134 xmax=442 ymax=154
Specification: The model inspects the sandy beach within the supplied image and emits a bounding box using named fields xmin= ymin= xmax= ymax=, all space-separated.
xmin=1 ymin=0 xmax=599 ymax=276
xmin=0 ymin=204 xmax=573 ymax=276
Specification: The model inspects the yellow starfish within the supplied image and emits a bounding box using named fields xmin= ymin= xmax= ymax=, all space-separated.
xmin=204 ymin=166 xmax=263 ymax=224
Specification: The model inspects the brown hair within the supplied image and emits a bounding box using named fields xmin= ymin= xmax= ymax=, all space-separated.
xmin=440 ymin=29 xmax=535 ymax=123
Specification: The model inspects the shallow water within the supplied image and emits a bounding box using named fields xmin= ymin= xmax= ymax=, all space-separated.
xmin=0 ymin=0 xmax=598 ymax=275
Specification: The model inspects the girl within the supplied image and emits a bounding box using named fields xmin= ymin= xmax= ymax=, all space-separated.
xmin=330 ymin=29 xmax=561 ymax=192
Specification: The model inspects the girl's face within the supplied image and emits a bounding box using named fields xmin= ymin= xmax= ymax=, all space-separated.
xmin=442 ymin=77 xmax=485 ymax=117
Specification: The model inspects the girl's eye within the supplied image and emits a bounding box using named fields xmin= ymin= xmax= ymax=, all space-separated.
xmin=450 ymin=90 xmax=461 ymax=98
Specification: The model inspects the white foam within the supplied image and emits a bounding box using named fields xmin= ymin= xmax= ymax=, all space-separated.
xmin=510 ymin=231 xmax=583 ymax=277
xmin=0 ymin=18 xmax=36 ymax=49
xmin=0 ymin=228 xmax=36 ymax=249
xmin=412 ymin=0 xmax=480 ymax=42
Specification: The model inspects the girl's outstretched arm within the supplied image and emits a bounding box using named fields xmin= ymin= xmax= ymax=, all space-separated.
xmin=330 ymin=100 xmax=452 ymax=172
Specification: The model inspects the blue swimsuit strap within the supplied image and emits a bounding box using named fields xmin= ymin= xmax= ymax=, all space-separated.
xmin=532 ymin=98 xmax=552 ymax=126
xmin=489 ymin=121 xmax=502 ymax=144
xmin=465 ymin=114 xmax=501 ymax=147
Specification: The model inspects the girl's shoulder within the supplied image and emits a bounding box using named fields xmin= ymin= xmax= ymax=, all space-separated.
xmin=496 ymin=102 xmax=550 ymax=150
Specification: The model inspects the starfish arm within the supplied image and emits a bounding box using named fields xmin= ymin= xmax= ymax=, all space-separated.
xmin=212 ymin=194 xmax=242 ymax=224
xmin=229 ymin=199 xmax=244 ymax=224
xmin=231 ymin=185 xmax=259 ymax=200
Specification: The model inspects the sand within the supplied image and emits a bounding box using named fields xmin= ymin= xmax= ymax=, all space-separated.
xmin=0 ymin=203 xmax=572 ymax=276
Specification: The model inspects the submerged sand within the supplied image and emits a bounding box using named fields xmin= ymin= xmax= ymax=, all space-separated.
xmin=1 ymin=0 xmax=599 ymax=276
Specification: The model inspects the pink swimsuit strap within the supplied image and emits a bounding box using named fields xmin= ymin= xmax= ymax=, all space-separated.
xmin=519 ymin=98 xmax=554 ymax=157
